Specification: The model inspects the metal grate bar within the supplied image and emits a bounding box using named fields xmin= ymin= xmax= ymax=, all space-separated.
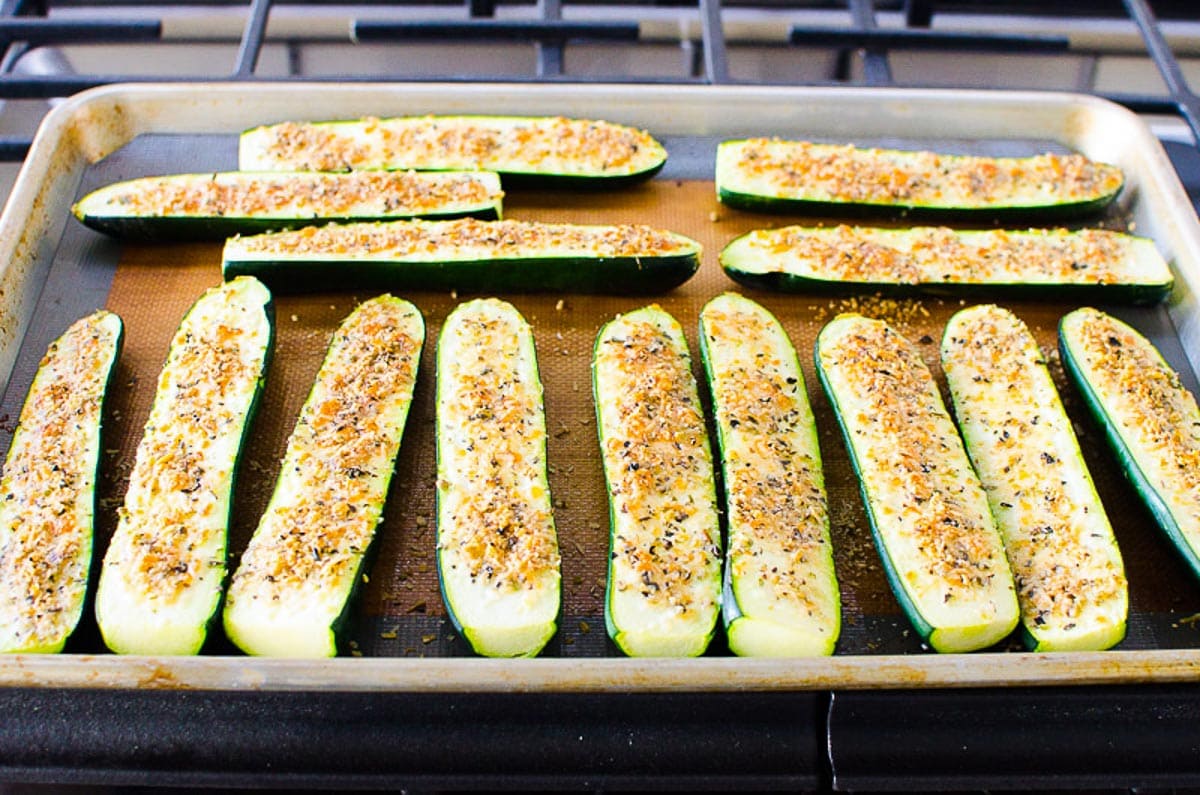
xmin=233 ymin=0 xmax=272 ymax=77
xmin=1102 ymin=91 xmax=1190 ymax=116
xmin=0 ymin=1 xmax=1190 ymax=157
xmin=468 ymin=0 xmax=495 ymax=18
xmin=787 ymin=27 xmax=1070 ymax=53
xmin=903 ymin=0 xmax=933 ymax=27
xmin=0 ymin=136 xmax=28 ymax=160
xmin=536 ymin=0 xmax=564 ymax=77
xmin=699 ymin=0 xmax=728 ymax=83
xmin=0 ymin=0 xmax=40 ymax=76
xmin=0 ymin=71 xmax=719 ymax=100
xmin=0 ymin=19 xmax=161 ymax=43
xmin=352 ymin=19 xmax=639 ymax=42
xmin=1123 ymin=0 xmax=1200 ymax=144
xmin=847 ymin=0 xmax=891 ymax=86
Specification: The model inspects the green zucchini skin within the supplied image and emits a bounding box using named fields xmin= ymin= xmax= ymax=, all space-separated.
xmin=435 ymin=298 xmax=561 ymax=658
xmin=223 ymin=219 xmax=701 ymax=295
xmin=942 ymin=304 xmax=1127 ymax=652
xmin=223 ymin=295 xmax=424 ymax=658
xmin=239 ymin=115 xmax=667 ymax=187
xmin=1059 ymin=307 xmax=1200 ymax=583
xmin=95 ymin=276 xmax=274 ymax=656
xmin=698 ymin=293 xmax=840 ymax=657
xmin=721 ymin=225 xmax=1172 ymax=305
xmin=72 ymin=171 xmax=504 ymax=242
xmin=715 ymin=139 xmax=1124 ymax=221
xmin=0 ymin=310 xmax=123 ymax=654
xmin=815 ymin=313 xmax=1019 ymax=653
xmin=593 ymin=305 xmax=721 ymax=657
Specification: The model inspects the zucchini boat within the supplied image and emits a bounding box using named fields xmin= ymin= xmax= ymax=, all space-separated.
xmin=95 ymin=276 xmax=273 ymax=656
xmin=239 ymin=115 xmax=667 ymax=186
xmin=223 ymin=218 xmax=701 ymax=295
xmin=223 ymin=295 xmax=424 ymax=658
xmin=436 ymin=298 xmax=560 ymax=657
xmin=698 ymin=293 xmax=840 ymax=657
xmin=73 ymin=170 xmax=504 ymax=241
xmin=715 ymin=139 xmax=1124 ymax=220
xmin=942 ymin=304 xmax=1127 ymax=652
xmin=816 ymin=313 xmax=1019 ymax=653
xmin=593 ymin=305 xmax=721 ymax=657
xmin=721 ymin=224 xmax=1172 ymax=305
xmin=0 ymin=310 xmax=123 ymax=654
xmin=1060 ymin=307 xmax=1200 ymax=582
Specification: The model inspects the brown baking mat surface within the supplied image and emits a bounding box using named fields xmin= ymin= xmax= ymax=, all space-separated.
xmin=94 ymin=179 xmax=1200 ymax=658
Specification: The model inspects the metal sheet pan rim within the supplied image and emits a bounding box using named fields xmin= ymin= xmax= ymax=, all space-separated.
xmin=0 ymin=650 xmax=1197 ymax=692
xmin=4 ymin=82 xmax=1200 ymax=692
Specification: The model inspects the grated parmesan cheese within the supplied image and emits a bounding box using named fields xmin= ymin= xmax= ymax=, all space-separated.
xmin=240 ymin=115 xmax=666 ymax=178
xmin=0 ymin=311 xmax=121 ymax=654
xmin=719 ymin=139 xmax=1123 ymax=208
xmin=594 ymin=305 xmax=720 ymax=657
xmin=95 ymin=277 xmax=272 ymax=656
xmin=944 ymin=304 xmax=1126 ymax=651
xmin=223 ymin=295 xmax=424 ymax=658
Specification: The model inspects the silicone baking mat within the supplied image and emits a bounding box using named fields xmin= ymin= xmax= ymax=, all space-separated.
xmin=10 ymin=128 xmax=1200 ymax=660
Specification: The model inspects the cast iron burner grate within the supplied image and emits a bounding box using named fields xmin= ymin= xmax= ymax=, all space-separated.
xmin=0 ymin=0 xmax=1195 ymax=160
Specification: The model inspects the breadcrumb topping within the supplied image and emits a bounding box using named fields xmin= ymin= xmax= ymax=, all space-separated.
xmin=742 ymin=225 xmax=1149 ymax=286
xmin=0 ymin=312 xmax=118 ymax=649
xmin=724 ymin=139 xmax=1122 ymax=207
xmin=820 ymin=316 xmax=1007 ymax=598
xmin=87 ymin=171 xmax=501 ymax=218
xmin=1067 ymin=308 xmax=1200 ymax=547
xmin=231 ymin=297 xmax=422 ymax=600
xmin=245 ymin=115 xmax=664 ymax=176
xmin=595 ymin=309 xmax=719 ymax=615
xmin=702 ymin=301 xmax=831 ymax=616
xmin=438 ymin=300 xmax=559 ymax=591
xmin=944 ymin=305 xmax=1125 ymax=639
xmin=106 ymin=279 xmax=270 ymax=604
xmin=229 ymin=218 xmax=694 ymax=261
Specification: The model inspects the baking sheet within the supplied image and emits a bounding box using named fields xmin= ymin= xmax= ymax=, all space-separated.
xmin=2 ymin=83 xmax=1200 ymax=691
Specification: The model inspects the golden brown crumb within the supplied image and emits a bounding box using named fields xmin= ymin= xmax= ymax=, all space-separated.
xmin=728 ymin=140 xmax=1121 ymax=206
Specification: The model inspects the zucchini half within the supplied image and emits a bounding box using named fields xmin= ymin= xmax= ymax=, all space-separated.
xmin=223 ymin=218 xmax=701 ymax=295
xmin=239 ymin=115 xmax=667 ymax=186
xmin=95 ymin=276 xmax=273 ymax=656
xmin=721 ymin=225 xmax=1172 ymax=305
xmin=223 ymin=295 xmax=424 ymax=658
xmin=699 ymin=293 xmax=840 ymax=657
xmin=816 ymin=313 xmax=1019 ymax=653
xmin=715 ymin=139 xmax=1124 ymax=220
xmin=0 ymin=310 xmax=123 ymax=654
xmin=942 ymin=304 xmax=1127 ymax=652
xmin=436 ymin=298 xmax=560 ymax=657
xmin=72 ymin=170 xmax=504 ymax=241
xmin=593 ymin=305 xmax=721 ymax=657
xmin=1059 ymin=307 xmax=1200 ymax=582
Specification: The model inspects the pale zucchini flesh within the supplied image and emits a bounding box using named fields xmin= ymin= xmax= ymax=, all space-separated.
xmin=1059 ymin=307 xmax=1200 ymax=582
xmin=816 ymin=313 xmax=1019 ymax=653
xmin=721 ymin=225 xmax=1172 ymax=304
xmin=73 ymin=170 xmax=504 ymax=240
xmin=593 ymin=305 xmax=721 ymax=657
xmin=436 ymin=298 xmax=560 ymax=658
xmin=95 ymin=277 xmax=273 ymax=656
xmin=239 ymin=115 xmax=667 ymax=183
xmin=699 ymin=293 xmax=839 ymax=657
xmin=715 ymin=139 xmax=1124 ymax=218
xmin=943 ymin=304 xmax=1127 ymax=652
xmin=223 ymin=295 xmax=424 ymax=658
xmin=0 ymin=311 xmax=123 ymax=654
